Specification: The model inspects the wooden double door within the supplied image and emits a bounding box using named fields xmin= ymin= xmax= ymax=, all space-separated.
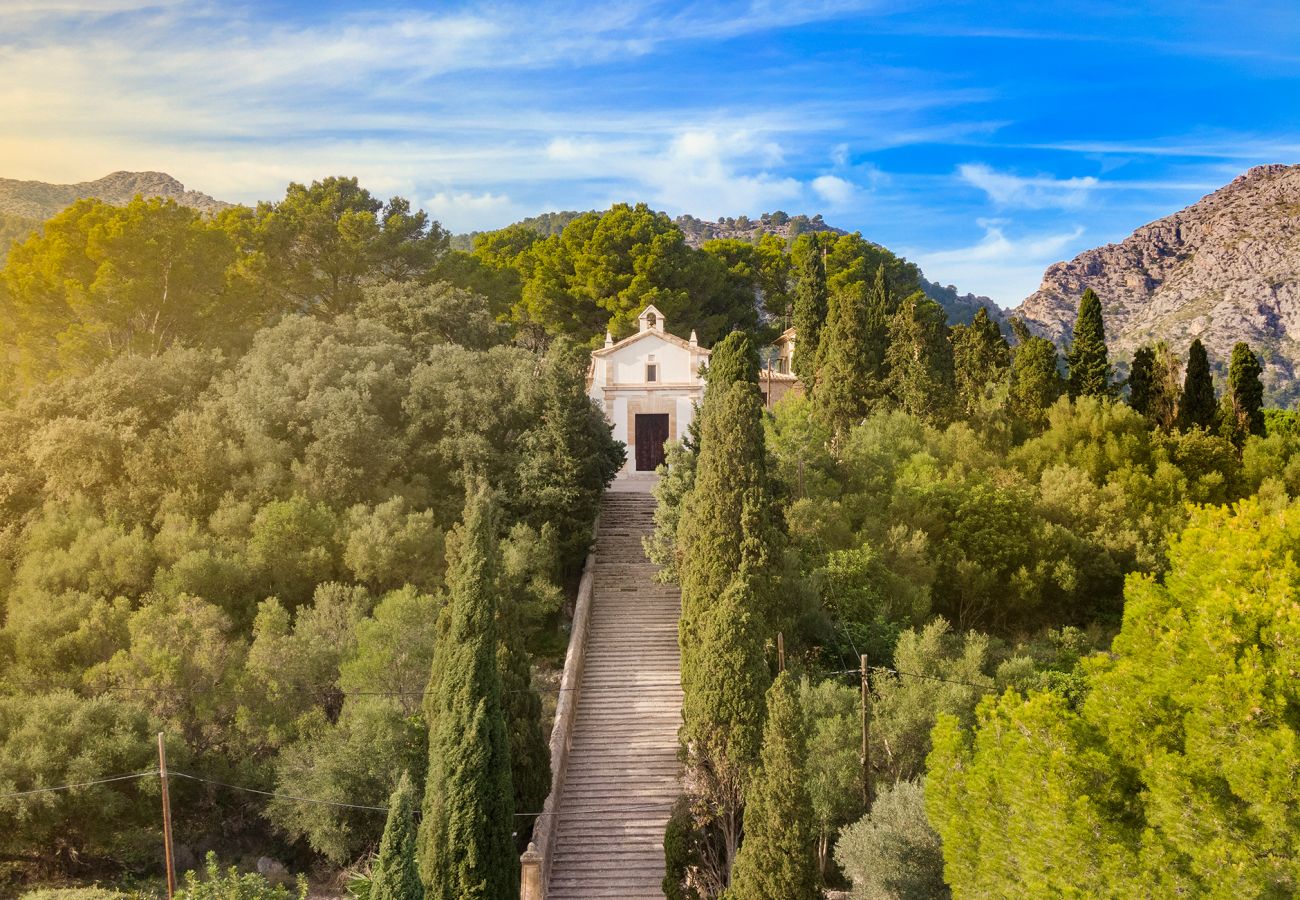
xmin=634 ymin=413 xmax=670 ymax=471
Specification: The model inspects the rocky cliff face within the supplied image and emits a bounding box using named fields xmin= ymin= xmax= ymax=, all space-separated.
xmin=0 ymin=170 xmax=230 ymax=219
xmin=1011 ymin=164 xmax=1300 ymax=401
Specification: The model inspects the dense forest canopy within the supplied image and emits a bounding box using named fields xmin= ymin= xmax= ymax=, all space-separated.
xmin=1 ymin=176 xmax=1297 ymax=899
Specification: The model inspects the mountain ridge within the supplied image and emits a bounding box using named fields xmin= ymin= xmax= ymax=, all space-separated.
xmin=0 ymin=170 xmax=230 ymax=220
xmin=1012 ymin=163 xmax=1300 ymax=401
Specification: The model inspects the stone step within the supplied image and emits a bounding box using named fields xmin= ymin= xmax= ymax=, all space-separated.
xmin=545 ymin=492 xmax=682 ymax=895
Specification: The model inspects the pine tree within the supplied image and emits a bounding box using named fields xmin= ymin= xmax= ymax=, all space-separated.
xmin=726 ymin=672 xmax=819 ymax=900
xmin=1127 ymin=345 xmax=1156 ymax=416
xmin=951 ymin=306 xmax=1010 ymax=419
xmin=372 ymin=772 xmax=423 ymax=900
xmin=885 ymin=291 xmax=955 ymax=425
xmin=790 ymin=238 xmax=828 ymax=384
xmin=1227 ymin=342 xmax=1265 ymax=439
xmin=1178 ymin=339 xmax=1217 ymax=431
xmin=1008 ymin=319 xmax=1065 ymax=433
xmin=1066 ymin=288 xmax=1113 ymax=398
xmin=418 ymin=484 xmax=518 ymax=900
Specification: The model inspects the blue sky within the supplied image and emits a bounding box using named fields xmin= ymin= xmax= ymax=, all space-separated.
xmin=2 ymin=1 xmax=1299 ymax=305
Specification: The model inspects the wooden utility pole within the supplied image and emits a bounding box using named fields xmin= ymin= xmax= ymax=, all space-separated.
xmin=777 ymin=632 xmax=785 ymax=673
xmin=861 ymin=654 xmax=874 ymax=810
xmin=158 ymin=732 xmax=176 ymax=900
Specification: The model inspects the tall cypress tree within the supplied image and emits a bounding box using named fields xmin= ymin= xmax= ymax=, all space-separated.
xmin=372 ymin=772 xmax=423 ymax=900
xmin=1008 ymin=319 xmax=1065 ymax=433
xmin=1148 ymin=341 xmax=1183 ymax=429
xmin=705 ymin=331 xmax=761 ymax=404
xmin=680 ymin=574 xmax=771 ymax=875
xmin=1227 ymin=342 xmax=1265 ymax=438
xmin=951 ymin=306 xmax=1010 ymax=419
xmin=497 ymin=577 xmax=550 ymax=848
xmin=419 ymin=484 xmax=518 ymax=900
xmin=726 ymin=672 xmax=819 ymax=900
xmin=515 ymin=340 xmax=624 ymax=574
xmin=885 ymin=291 xmax=955 ymax=425
xmin=1178 ymin=339 xmax=1217 ymax=431
xmin=865 ymin=262 xmax=892 ymax=378
xmin=1127 ymin=345 xmax=1156 ymax=416
xmin=811 ymin=281 xmax=875 ymax=437
xmin=1066 ymin=288 xmax=1113 ymax=398
xmin=790 ymin=237 xmax=828 ymax=384
xmin=677 ymin=380 xmax=777 ymax=643
xmin=675 ymin=380 xmax=784 ymax=887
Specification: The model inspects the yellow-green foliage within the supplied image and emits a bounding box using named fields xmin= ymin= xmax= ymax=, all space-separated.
xmin=928 ymin=497 xmax=1300 ymax=897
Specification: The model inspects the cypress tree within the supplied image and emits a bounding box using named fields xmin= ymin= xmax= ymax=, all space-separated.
xmin=790 ymin=238 xmax=828 ymax=384
xmin=726 ymin=672 xmax=819 ymax=900
xmin=865 ymin=262 xmax=892 ymax=380
xmin=675 ymin=380 xmax=784 ymax=887
xmin=951 ymin=306 xmax=1010 ymax=418
xmin=419 ymin=484 xmax=518 ymax=900
xmin=497 ymin=578 xmax=549 ymax=848
xmin=1127 ymin=345 xmax=1156 ymax=416
xmin=1227 ymin=342 xmax=1265 ymax=438
xmin=372 ymin=772 xmax=423 ymax=900
xmin=1178 ymin=339 xmax=1217 ymax=431
xmin=1008 ymin=319 xmax=1065 ymax=433
xmin=680 ymin=574 xmax=771 ymax=874
xmin=1066 ymin=288 xmax=1113 ymax=398
xmin=1148 ymin=341 xmax=1183 ymax=430
xmin=811 ymin=281 xmax=875 ymax=437
xmin=515 ymin=340 xmax=624 ymax=574
xmin=885 ymin=291 xmax=955 ymax=425
xmin=704 ymin=331 xmax=761 ymax=403
xmin=677 ymin=381 xmax=777 ymax=643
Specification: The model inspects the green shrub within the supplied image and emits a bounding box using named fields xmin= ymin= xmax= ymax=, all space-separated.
xmin=177 ymin=853 xmax=306 ymax=900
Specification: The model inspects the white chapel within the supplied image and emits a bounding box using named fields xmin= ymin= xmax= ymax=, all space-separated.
xmin=587 ymin=305 xmax=709 ymax=476
xmin=588 ymin=305 xmax=802 ymax=477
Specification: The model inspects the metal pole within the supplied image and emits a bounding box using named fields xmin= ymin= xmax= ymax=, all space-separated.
xmin=158 ymin=732 xmax=176 ymax=900
xmin=861 ymin=655 xmax=874 ymax=809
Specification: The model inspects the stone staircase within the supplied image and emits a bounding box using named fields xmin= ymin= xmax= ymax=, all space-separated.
xmin=547 ymin=491 xmax=684 ymax=899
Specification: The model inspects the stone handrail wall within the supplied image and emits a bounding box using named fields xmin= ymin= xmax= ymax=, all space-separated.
xmin=521 ymin=515 xmax=598 ymax=898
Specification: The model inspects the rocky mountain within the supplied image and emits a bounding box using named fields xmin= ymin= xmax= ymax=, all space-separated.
xmin=1012 ymin=164 xmax=1300 ymax=401
xmin=672 ymin=211 xmax=845 ymax=246
xmin=0 ymin=170 xmax=230 ymax=220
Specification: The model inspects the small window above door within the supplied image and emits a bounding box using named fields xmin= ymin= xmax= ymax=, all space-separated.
xmin=646 ymin=363 xmax=658 ymax=382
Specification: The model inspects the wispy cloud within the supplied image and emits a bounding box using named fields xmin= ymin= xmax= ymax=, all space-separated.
xmin=910 ymin=220 xmax=1087 ymax=307
xmin=958 ymin=164 xmax=1098 ymax=209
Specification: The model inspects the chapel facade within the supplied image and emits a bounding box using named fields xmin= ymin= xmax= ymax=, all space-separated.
xmin=588 ymin=306 xmax=802 ymax=478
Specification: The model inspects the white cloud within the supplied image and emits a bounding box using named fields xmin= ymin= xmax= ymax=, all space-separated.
xmin=811 ymin=174 xmax=856 ymax=205
xmin=910 ymin=220 xmax=1086 ymax=306
xmin=424 ymin=190 xmax=523 ymax=232
xmin=0 ymin=0 xmax=182 ymax=15
xmin=959 ymin=163 xmax=1099 ymax=209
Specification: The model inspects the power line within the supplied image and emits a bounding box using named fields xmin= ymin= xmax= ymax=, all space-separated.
xmin=169 ymin=772 xmax=388 ymax=812
xmin=0 ymin=770 xmax=158 ymax=800
xmin=871 ymin=666 xmax=997 ymax=692
xmin=0 ymin=679 xmax=574 ymax=700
